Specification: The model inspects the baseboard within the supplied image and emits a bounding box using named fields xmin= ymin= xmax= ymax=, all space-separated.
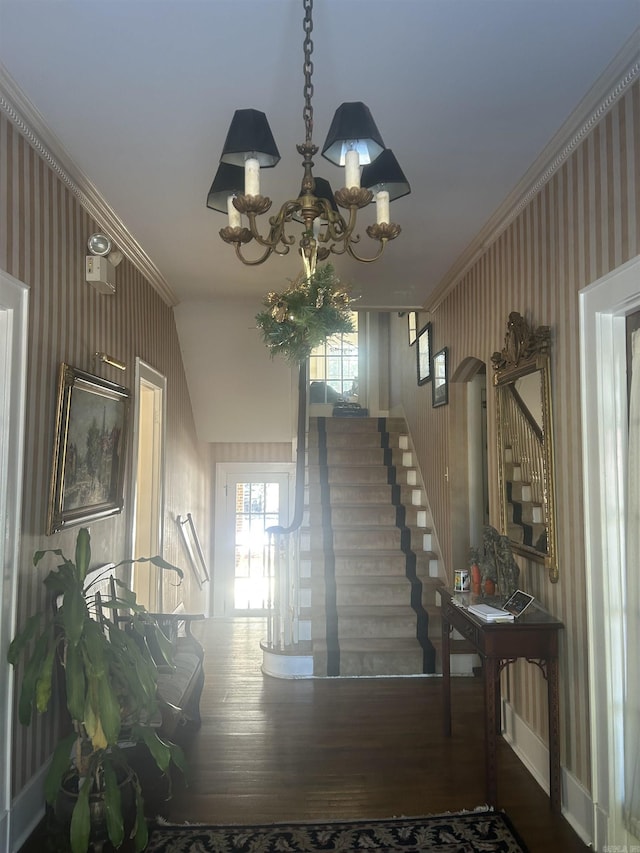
xmin=502 ymin=699 xmax=593 ymax=846
xmin=261 ymin=647 xmax=314 ymax=679
xmin=9 ymin=761 xmax=48 ymax=853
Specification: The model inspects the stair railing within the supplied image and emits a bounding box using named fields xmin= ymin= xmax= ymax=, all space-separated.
xmin=264 ymin=361 xmax=308 ymax=651
xmin=502 ymin=385 xmax=544 ymax=507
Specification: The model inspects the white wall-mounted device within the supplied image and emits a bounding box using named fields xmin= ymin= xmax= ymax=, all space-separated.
xmin=85 ymin=255 xmax=116 ymax=294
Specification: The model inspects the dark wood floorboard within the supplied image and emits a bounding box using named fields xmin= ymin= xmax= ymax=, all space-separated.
xmin=164 ymin=617 xmax=589 ymax=853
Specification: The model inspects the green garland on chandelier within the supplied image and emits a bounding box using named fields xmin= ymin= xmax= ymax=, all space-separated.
xmin=256 ymin=264 xmax=354 ymax=365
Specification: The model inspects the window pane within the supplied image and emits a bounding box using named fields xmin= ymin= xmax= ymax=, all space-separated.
xmin=265 ymin=483 xmax=279 ymax=512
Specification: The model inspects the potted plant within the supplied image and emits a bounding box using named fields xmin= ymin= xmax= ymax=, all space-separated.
xmin=8 ymin=527 xmax=188 ymax=852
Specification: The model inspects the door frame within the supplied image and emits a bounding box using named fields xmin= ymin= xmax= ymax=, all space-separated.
xmin=213 ymin=462 xmax=295 ymax=617
xmin=129 ymin=359 xmax=166 ymax=609
xmin=0 ymin=270 xmax=28 ymax=852
xmin=580 ymin=254 xmax=640 ymax=849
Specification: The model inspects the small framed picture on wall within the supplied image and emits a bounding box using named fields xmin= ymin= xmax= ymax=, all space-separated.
xmin=432 ymin=347 xmax=449 ymax=407
xmin=416 ymin=322 xmax=432 ymax=385
xmin=407 ymin=311 xmax=418 ymax=346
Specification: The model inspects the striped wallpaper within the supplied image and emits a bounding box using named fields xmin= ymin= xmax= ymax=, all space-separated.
xmin=0 ymin=113 xmax=210 ymax=794
xmin=390 ymin=81 xmax=639 ymax=789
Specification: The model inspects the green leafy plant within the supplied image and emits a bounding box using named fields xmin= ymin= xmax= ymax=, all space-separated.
xmin=255 ymin=263 xmax=354 ymax=364
xmin=8 ymin=527 xmax=188 ymax=853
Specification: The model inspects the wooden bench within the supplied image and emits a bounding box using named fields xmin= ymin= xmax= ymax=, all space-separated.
xmin=107 ymin=577 xmax=205 ymax=740
xmin=101 ymin=575 xmax=206 ymax=742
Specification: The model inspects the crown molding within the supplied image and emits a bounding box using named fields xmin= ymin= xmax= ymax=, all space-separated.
xmin=0 ymin=64 xmax=177 ymax=307
xmin=424 ymin=29 xmax=640 ymax=314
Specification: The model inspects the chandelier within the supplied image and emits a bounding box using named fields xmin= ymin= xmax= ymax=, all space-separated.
xmin=206 ymin=0 xmax=410 ymax=270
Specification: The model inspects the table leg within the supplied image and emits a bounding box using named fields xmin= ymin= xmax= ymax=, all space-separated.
xmin=547 ymin=656 xmax=562 ymax=812
xmin=484 ymin=656 xmax=499 ymax=807
xmin=442 ymin=614 xmax=451 ymax=737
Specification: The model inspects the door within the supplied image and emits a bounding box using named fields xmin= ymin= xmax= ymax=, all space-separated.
xmin=214 ymin=464 xmax=293 ymax=617
xmin=130 ymin=360 xmax=166 ymax=612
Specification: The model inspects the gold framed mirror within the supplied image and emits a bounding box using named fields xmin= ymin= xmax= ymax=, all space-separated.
xmin=491 ymin=312 xmax=558 ymax=582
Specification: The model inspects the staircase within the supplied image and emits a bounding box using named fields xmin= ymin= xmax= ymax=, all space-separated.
xmin=504 ymin=447 xmax=546 ymax=551
xmin=304 ymin=416 xmax=444 ymax=677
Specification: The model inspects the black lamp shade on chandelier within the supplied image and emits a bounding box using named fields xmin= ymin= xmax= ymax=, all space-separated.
xmin=361 ymin=149 xmax=411 ymax=202
xmin=320 ymin=101 xmax=386 ymax=166
xmin=220 ymin=108 xmax=281 ymax=168
xmin=206 ymin=162 xmax=245 ymax=213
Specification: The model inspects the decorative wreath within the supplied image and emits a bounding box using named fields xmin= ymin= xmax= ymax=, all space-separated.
xmin=255 ymin=264 xmax=354 ymax=365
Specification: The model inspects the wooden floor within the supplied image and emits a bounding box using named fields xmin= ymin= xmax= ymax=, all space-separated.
xmin=165 ymin=617 xmax=589 ymax=853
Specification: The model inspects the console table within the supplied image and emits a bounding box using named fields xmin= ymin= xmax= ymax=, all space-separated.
xmin=440 ymin=589 xmax=564 ymax=812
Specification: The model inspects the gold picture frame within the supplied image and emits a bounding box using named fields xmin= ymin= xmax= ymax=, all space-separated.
xmin=47 ymin=363 xmax=129 ymax=535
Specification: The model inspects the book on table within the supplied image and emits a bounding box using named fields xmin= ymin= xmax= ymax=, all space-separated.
xmin=467 ymin=603 xmax=515 ymax=622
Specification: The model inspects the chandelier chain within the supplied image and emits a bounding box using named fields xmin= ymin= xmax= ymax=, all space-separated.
xmin=302 ymin=0 xmax=314 ymax=144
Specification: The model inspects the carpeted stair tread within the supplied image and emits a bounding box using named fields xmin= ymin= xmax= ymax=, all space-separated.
xmin=336 ymin=604 xmax=420 ymax=616
xmin=314 ymin=636 xmax=425 ymax=652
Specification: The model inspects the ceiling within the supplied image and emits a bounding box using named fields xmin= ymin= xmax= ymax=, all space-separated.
xmin=1 ymin=1 xmax=638 ymax=311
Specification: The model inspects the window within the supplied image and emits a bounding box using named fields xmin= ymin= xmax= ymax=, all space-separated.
xmin=309 ymin=311 xmax=359 ymax=404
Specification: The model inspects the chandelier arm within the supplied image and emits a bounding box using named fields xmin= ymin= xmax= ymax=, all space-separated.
xmin=233 ymin=242 xmax=277 ymax=266
xmin=245 ymin=210 xmax=293 ymax=252
xmin=345 ymin=239 xmax=389 ymax=263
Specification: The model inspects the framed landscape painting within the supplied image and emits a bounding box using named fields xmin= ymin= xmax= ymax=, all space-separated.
xmin=47 ymin=363 xmax=130 ymax=534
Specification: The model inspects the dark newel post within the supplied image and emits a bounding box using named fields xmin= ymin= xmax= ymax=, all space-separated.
xmin=289 ymin=359 xmax=308 ymax=532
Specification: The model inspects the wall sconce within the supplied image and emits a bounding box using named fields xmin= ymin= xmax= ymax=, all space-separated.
xmin=94 ymin=352 xmax=126 ymax=371
xmin=86 ymin=233 xmax=123 ymax=295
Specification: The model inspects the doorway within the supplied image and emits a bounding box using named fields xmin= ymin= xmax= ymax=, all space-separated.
xmin=214 ymin=464 xmax=294 ymax=617
xmin=580 ymin=255 xmax=640 ymax=848
xmin=0 ymin=270 xmax=28 ymax=852
xmin=130 ymin=359 xmax=166 ymax=612
xmin=449 ymin=357 xmax=489 ymax=568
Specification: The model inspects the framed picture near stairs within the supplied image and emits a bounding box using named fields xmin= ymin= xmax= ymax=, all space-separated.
xmin=416 ymin=322 xmax=432 ymax=385
xmin=432 ymin=347 xmax=448 ymax=407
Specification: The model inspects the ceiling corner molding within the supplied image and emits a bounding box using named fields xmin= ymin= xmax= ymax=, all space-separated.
xmin=424 ymin=30 xmax=640 ymax=314
xmin=0 ymin=64 xmax=178 ymax=307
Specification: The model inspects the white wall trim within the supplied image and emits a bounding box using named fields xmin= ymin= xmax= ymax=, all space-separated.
xmin=579 ymin=255 xmax=640 ymax=850
xmin=9 ymin=761 xmax=48 ymax=853
xmin=502 ymin=699 xmax=593 ymax=846
xmin=0 ymin=270 xmax=29 ymax=853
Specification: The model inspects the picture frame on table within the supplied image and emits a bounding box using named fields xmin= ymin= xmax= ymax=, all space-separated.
xmin=416 ymin=322 xmax=432 ymax=385
xmin=432 ymin=346 xmax=449 ymax=407
xmin=47 ymin=363 xmax=130 ymax=535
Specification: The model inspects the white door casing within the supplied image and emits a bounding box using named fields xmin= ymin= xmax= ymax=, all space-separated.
xmin=580 ymin=255 xmax=640 ymax=850
xmin=129 ymin=359 xmax=166 ymax=611
xmin=0 ymin=270 xmax=28 ymax=852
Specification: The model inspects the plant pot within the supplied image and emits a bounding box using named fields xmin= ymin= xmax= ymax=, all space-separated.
xmin=483 ymin=578 xmax=496 ymax=596
xmin=55 ymin=767 xmax=138 ymax=851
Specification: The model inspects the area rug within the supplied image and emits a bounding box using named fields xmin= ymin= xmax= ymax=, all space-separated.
xmin=145 ymin=809 xmax=529 ymax=852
